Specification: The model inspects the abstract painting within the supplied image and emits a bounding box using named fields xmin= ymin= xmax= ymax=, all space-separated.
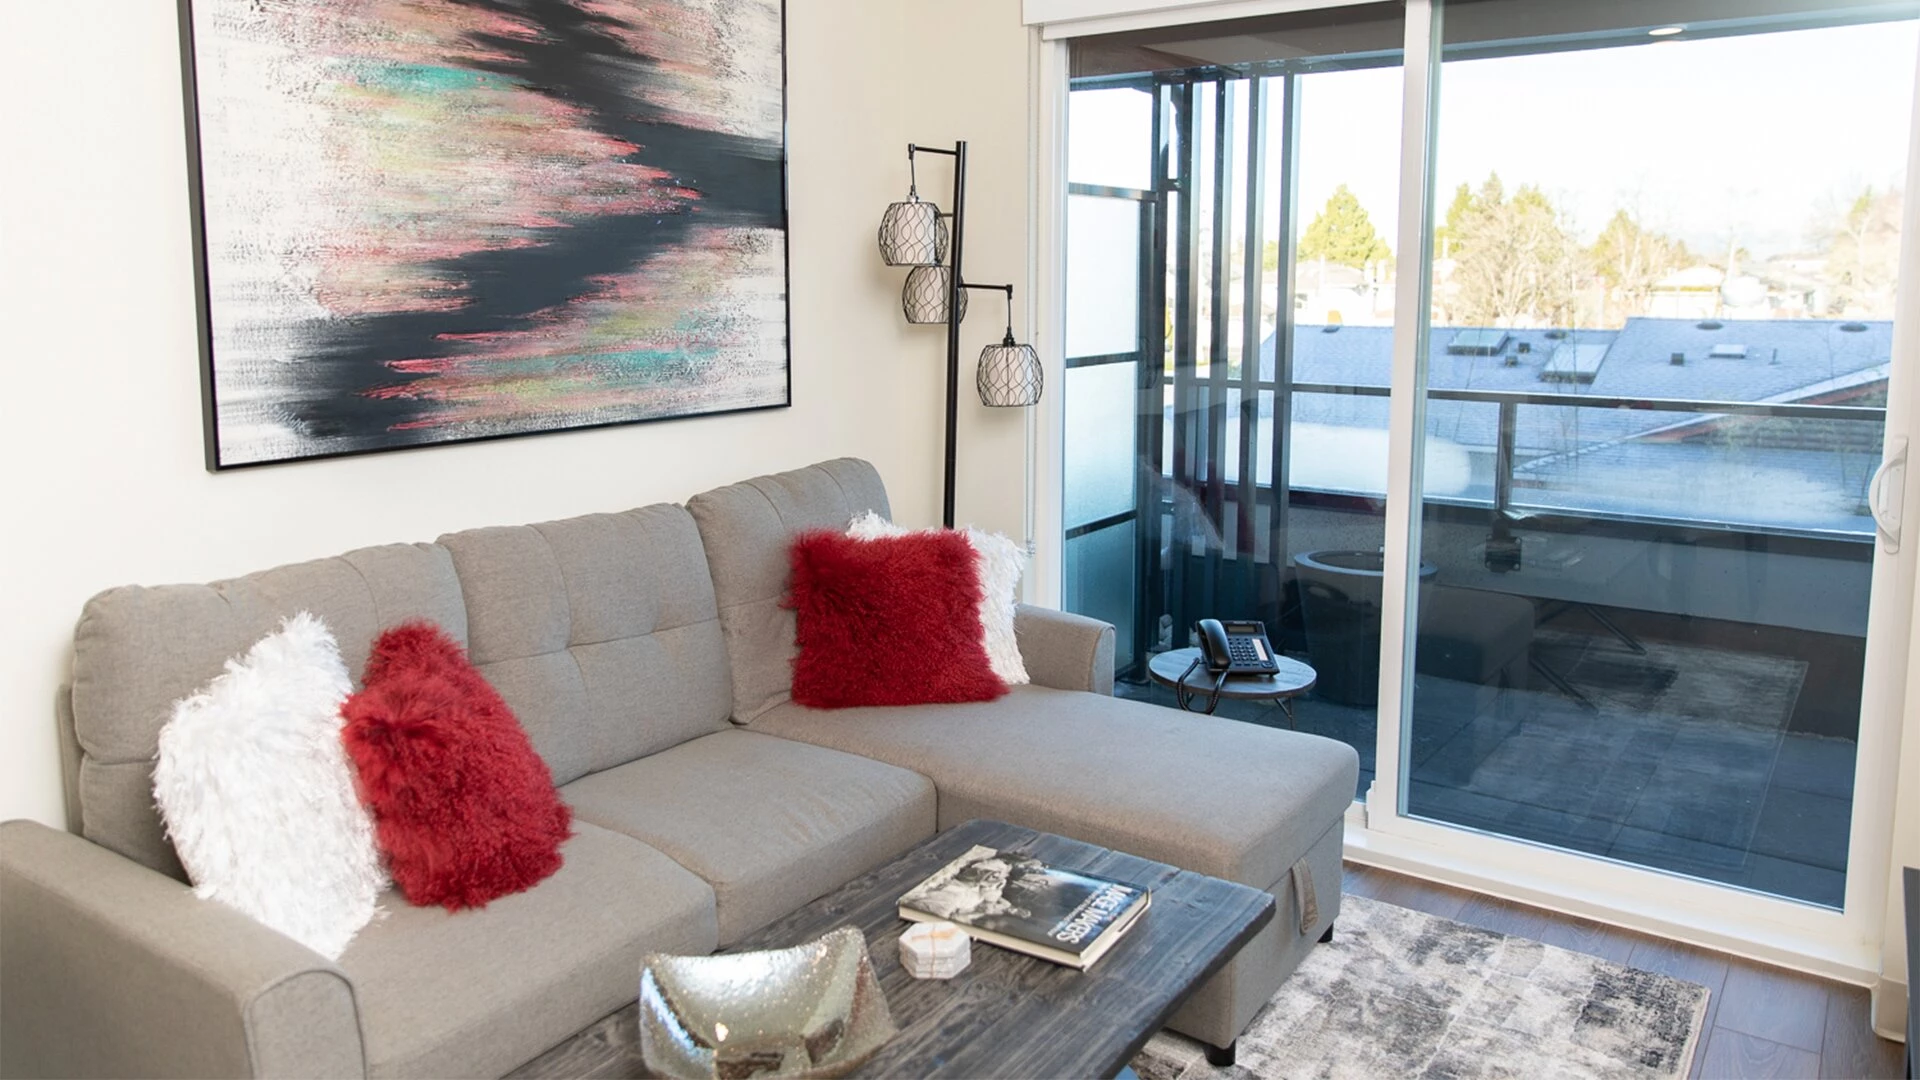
xmin=180 ymin=0 xmax=789 ymax=468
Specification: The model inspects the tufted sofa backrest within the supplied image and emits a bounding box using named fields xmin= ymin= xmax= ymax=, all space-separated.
xmin=66 ymin=544 xmax=468 ymax=880
xmin=435 ymin=504 xmax=732 ymax=787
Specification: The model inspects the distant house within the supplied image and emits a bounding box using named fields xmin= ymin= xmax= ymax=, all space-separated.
xmin=1648 ymin=265 xmax=1725 ymax=319
xmin=1293 ymin=258 xmax=1392 ymax=326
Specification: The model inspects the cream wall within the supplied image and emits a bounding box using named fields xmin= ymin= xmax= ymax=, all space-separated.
xmin=906 ymin=0 xmax=1042 ymax=547
xmin=0 ymin=1 xmax=1042 ymax=828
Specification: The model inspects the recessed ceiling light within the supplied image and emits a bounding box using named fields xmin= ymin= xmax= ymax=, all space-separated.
xmin=1649 ymin=25 xmax=1685 ymax=36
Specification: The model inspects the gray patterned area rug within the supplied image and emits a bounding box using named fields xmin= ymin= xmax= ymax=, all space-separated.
xmin=1133 ymin=895 xmax=1709 ymax=1080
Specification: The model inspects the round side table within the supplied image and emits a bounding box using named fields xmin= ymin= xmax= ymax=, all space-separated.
xmin=1146 ymin=648 xmax=1318 ymax=725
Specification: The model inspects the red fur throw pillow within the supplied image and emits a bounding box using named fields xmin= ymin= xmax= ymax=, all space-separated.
xmin=341 ymin=622 xmax=572 ymax=909
xmin=787 ymin=529 xmax=1007 ymax=708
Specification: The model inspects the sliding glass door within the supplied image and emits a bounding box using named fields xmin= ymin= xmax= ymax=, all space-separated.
xmin=1397 ymin=3 xmax=1916 ymax=910
xmin=1059 ymin=0 xmax=1920 ymax=939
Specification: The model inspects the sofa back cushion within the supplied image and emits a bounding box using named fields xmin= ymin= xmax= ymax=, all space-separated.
xmin=68 ymin=544 xmax=467 ymax=880
xmin=686 ymin=459 xmax=890 ymax=723
xmin=437 ymin=504 xmax=732 ymax=787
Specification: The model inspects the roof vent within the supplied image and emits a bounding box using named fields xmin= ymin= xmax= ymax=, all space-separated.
xmin=1448 ymin=329 xmax=1509 ymax=355
xmin=1671 ymin=352 xmax=1685 ymax=366
xmin=1708 ymin=343 xmax=1748 ymax=359
xmin=1696 ymin=320 xmax=1724 ymax=330
xmin=1540 ymin=342 xmax=1610 ymax=383
xmin=1840 ymin=322 xmax=1869 ymax=333
xmin=1544 ymin=329 xmax=1568 ymax=340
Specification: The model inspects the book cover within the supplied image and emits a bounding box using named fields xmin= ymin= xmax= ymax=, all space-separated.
xmin=897 ymin=845 xmax=1149 ymax=968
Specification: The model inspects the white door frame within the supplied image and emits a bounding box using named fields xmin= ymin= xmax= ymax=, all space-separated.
xmin=1027 ymin=30 xmax=1071 ymax=610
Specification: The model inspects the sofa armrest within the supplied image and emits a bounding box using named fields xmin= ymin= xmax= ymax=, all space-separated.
xmin=1 ymin=819 xmax=365 ymax=1079
xmin=1014 ymin=604 xmax=1116 ymax=695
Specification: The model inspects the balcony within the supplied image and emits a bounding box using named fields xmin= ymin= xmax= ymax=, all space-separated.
xmin=1071 ymin=318 xmax=1886 ymax=909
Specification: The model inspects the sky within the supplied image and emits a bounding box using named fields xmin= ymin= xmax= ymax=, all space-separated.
xmin=1070 ymin=19 xmax=1919 ymax=260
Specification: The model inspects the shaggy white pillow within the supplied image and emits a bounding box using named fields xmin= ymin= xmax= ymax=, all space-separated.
xmin=153 ymin=613 xmax=386 ymax=959
xmin=848 ymin=512 xmax=1029 ymax=685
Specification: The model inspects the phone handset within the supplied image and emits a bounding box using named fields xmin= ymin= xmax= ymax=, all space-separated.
xmin=1197 ymin=618 xmax=1280 ymax=675
xmin=1180 ymin=619 xmax=1235 ymax=713
xmin=1197 ymin=618 xmax=1234 ymax=674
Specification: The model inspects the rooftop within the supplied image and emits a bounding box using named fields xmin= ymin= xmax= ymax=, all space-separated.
xmin=1222 ymin=317 xmax=1893 ymax=534
xmin=1259 ymin=317 xmax=1892 ymax=455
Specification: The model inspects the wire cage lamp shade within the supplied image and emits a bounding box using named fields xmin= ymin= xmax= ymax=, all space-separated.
xmin=978 ymin=340 xmax=1043 ymax=407
xmin=977 ymin=288 xmax=1041 ymax=406
xmin=878 ymin=198 xmax=948 ymax=266
xmin=877 ymin=150 xmax=947 ymax=266
xmin=902 ymin=265 xmax=967 ymax=324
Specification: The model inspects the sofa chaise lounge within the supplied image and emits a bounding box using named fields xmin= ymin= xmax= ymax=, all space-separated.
xmin=0 ymin=458 xmax=1358 ymax=1079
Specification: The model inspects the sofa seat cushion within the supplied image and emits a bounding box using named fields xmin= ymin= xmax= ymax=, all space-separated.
xmin=337 ymin=822 xmax=716 ymax=1079
xmin=560 ymin=729 xmax=936 ymax=945
xmin=753 ymin=685 xmax=1359 ymax=890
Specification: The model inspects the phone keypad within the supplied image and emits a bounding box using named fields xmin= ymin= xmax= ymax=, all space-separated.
xmin=1228 ymin=638 xmax=1264 ymax=664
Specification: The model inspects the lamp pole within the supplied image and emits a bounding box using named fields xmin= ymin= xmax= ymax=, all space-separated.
xmin=900 ymin=142 xmax=1026 ymax=526
xmin=945 ymin=143 xmax=967 ymax=528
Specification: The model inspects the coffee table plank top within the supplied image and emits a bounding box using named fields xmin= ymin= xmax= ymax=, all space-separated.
xmin=730 ymin=819 xmax=1275 ymax=1080
xmin=508 ymin=820 xmax=1274 ymax=1080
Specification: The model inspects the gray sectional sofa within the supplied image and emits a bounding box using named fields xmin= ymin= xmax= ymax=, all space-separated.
xmin=0 ymin=458 xmax=1358 ymax=1079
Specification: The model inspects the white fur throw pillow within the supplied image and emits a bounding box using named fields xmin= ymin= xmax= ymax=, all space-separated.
xmin=848 ymin=512 xmax=1029 ymax=685
xmin=153 ymin=613 xmax=386 ymax=959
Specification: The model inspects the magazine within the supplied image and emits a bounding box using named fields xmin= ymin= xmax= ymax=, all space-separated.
xmin=897 ymin=844 xmax=1150 ymax=969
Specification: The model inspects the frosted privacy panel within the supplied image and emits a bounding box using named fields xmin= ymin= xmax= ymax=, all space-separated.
xmin=1064 ymin=521 xmax=1137 ymax=672
xmin=1064 ymin=360 xmax=1139 ymax=529
xmin=1068 ymin=87 xmax=1154 ymax=191
xmin=1066 ymin=195 xmax=1142 ymax=360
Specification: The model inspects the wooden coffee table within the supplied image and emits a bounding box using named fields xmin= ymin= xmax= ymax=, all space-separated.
xmin=514 ymin=819 xmax=1273 ymax=1080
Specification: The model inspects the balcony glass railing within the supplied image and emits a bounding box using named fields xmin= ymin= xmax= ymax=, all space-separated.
xmin=1285 ymin=382 xmax=1885 ymax=539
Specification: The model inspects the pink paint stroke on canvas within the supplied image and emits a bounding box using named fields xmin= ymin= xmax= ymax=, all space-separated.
xmin=361 ymin=224 xmax=784 ymax=434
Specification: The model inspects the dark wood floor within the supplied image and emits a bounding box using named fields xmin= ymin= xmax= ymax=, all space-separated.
xmin=1344 ymin=862 xmax=1905 ymax=1080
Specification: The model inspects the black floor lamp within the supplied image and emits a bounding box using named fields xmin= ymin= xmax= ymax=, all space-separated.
xmin=878 ymin=142 xmax=1043 ymax=528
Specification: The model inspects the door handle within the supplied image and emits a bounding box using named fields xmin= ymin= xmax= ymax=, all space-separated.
xmin=1869 ymin=436 xmax=1907 ymax=555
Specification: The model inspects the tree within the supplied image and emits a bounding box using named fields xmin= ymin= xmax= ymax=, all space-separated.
xmin=1441 ymin=173 xmax=1582 ymax=327
xmin=1825 ymin=186 xmax=1902 ymax=317
xmin=1433 ymin=181 xmax=1477 ymax=260
xmin=1296 ymin=184 xmax=1391 ymax=269
xmin=1588 ymin=209 xmax=1691 ymax=325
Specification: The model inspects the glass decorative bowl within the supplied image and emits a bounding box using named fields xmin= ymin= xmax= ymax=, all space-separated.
xmin=638 ymin=926 xmax=896 ymax=1080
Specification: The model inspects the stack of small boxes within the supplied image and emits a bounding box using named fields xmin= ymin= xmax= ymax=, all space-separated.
xmin=898 ymin=921 xmax=971 ymax=979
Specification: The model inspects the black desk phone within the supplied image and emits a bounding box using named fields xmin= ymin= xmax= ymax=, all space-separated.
xmin=1195 ymin=618 xmax=1281 ymax=676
